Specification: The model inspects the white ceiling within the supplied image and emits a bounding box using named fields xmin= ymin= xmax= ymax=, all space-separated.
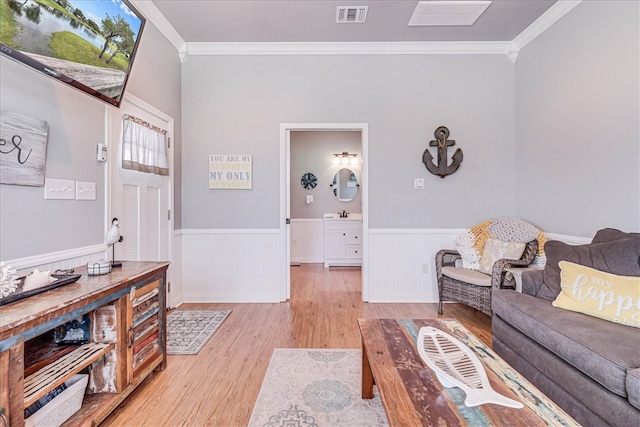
xmin=147 ymin=0 xmax=558 ymax=44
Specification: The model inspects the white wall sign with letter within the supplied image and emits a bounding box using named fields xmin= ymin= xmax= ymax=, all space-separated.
xmin=0 ymin=110 xmax=49 ymax=186
xmin=209 ymin=154 xmax=253 ymax=189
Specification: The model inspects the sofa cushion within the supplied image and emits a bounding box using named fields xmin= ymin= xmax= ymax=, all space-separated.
xmin=592 ymin=228 xmax=640 ymax=244
xmin=537 ymin=237 xmax=640 ymax=301
xmin=441 ymin=266 xmax=491 ymax=287
xmin=553 ymin=261 xmax=640 ymax=328
xmin=492 ymin=289 xmax=640 ymax=398
xmin=628 ymin=368 xmax=640 ymax=410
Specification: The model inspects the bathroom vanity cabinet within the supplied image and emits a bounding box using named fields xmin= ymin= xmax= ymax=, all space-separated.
xmin=0 ymin=261 xmax=169 ymax=427
xmin=324 ymin=219 xmax=362 ymax=267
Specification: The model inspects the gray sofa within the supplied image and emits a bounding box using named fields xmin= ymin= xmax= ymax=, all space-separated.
xmin=492 ymin=228 xmax=640 ymax=426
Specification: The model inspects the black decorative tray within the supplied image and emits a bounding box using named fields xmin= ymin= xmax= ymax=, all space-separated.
xmin=0 ymin=273 xmax=82 ymax=306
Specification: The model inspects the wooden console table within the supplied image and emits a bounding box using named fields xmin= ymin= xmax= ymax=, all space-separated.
xmin=0 ymin=261 xmax=169 ymax=426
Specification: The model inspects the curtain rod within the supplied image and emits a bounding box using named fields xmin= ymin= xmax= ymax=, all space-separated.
xmin=122 ymin=114 xmax=167 ymax=135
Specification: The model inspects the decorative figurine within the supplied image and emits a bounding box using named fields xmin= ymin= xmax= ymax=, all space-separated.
xmin=423 ymin=126 xmax=463 ymax=178
xmin=105 ymin=217 xmax=124 ymax=268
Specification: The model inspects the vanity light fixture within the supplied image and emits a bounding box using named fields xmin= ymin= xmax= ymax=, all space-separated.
xmin=333 ymin=152 xmax=360 ymax=166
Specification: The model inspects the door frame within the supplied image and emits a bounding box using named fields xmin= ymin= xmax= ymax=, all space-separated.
xmin=105 ymin=93 xmax=176 ymax=305
xmin=280 ymin=123 xmax=369 ymax=301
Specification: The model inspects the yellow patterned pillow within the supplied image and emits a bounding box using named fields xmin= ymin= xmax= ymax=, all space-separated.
xmin=553 ymin=261 xmax=640 ymax=328
xmin=479 ymin=239 xmax=526 ymax=274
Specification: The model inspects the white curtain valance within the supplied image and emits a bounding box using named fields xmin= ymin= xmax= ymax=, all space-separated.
xmin=122 ymin=114 xmax=168 ymax=176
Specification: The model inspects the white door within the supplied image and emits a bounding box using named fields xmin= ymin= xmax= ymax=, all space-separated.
xmin=108 ymin=95 xmax=176 ymax=306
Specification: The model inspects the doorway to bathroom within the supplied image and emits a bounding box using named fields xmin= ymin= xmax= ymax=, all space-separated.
xmin=280 ymin=123 xmax=369 ymax=301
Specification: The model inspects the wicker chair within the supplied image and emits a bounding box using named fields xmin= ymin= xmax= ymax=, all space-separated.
xmin=435 ymin=240 xmax=538 ymax=316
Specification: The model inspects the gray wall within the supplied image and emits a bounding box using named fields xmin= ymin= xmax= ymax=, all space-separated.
xmin=0 ymin=22 xmax=181 ymax=260
xmin=515 ymin=1 xmax=640 ymax=237
xmin=290 ymin=131 xmax=362 ymax=218
xmin=182 ymin=54 xmax=516 ymax=229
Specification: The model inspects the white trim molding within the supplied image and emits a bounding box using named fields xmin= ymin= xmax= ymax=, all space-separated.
xmin=130 ymin=0 xmax=186 ymax=54
xmin=137 ymin=1 xmax=581 ymax=63
xmin=180 ymin=41 xmax=512 ymax=60
xmin=509 ymin=0 xmax=583 ymax=61
xmin=4 ymin=244 xmax=107 ymax=275
xmin=545 ymin=233 xmax=591 ymax=245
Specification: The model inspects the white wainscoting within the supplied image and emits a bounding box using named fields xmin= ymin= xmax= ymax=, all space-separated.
xmin=290 ymin=219 xmax=324 ymax=263
xmin=181 ymin=229 xmax=286 ymax=303
xmin=2 ymin=229 xmax=591 ymax=305
xmin=3 ymin=244 xmax=107 ymax=276
xmin=168 ymin=231 xmax=183 ymax=308
xmin=366 ymin=229 xmax=592 ymax=303
xmin=366 ymin=229 xmax=465 ymax=303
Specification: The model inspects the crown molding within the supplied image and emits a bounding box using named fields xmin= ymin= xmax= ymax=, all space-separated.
xmin=180 ymin=41 xmax=512 ymax=60
xmin=511 ymin=0 xmax=582 ymax=53
xmin=136 ymin=0 xmax=583 ymax=63
xmin=131 ymin=0 xmax=186 ymax=54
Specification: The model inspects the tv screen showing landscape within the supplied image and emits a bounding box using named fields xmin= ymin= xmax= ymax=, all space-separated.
xmin=0 ymin=0 xmax=145 ymax=107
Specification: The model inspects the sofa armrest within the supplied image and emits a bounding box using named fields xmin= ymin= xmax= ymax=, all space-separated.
xmin=521 ymin=269 xmax=544 ymax=296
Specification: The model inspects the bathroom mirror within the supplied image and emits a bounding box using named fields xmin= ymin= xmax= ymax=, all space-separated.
xmin=300 ymin=172 xmax=317 ymax=190
xmin=331 ymin=168 xmax=358 ymax=202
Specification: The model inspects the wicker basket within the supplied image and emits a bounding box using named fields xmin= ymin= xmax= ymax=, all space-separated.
xmin=25 ymin=374 xmax=88 ymax=427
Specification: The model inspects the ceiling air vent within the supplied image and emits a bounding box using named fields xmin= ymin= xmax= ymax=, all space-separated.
xmin=409 ymin=1 xmax=491 ymax=26
xmin=336 ymin=6 xmax=368 ymax=24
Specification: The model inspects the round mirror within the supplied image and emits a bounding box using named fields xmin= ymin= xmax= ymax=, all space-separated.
xmin=331 ymin=168 xmax=358 ymax=202
xmin=300 ymin=172 xmax=318 ymax=190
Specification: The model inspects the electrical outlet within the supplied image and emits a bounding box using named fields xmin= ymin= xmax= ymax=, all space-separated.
xmin=414 ymin=178 xmax=425 ymax=189
xmin=44 ymin=178 xmax=75 ymax=200
xmin=422 ymin=263 xmax=430 ymax=274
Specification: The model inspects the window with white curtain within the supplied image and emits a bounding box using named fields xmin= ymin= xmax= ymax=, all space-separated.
xmin=121 ymin=114 xmax=168 ymax=176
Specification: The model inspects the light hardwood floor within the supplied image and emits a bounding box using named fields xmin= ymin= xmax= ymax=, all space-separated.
xmin=103 ymin=264 xmax=492 ymax=426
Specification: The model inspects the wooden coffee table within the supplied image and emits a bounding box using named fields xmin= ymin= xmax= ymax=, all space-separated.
xmin=358 ymin=318 xmax=579 ymax=426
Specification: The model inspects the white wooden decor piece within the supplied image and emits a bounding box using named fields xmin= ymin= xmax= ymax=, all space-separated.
xmin=0 ymin=110 xmax=49 ymax=186
xmin=417 ymin=326 xmax=523 ymax=408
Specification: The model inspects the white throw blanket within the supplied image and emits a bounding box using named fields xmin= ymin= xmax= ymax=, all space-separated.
xmin=456 ymin=218 xmax=547 ymax=271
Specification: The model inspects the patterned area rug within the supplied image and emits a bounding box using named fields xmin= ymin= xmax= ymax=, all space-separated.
xmin=166 ymin=309 xmax=231 ymax=355
xmin=249 ymin=349 xmax=389 ymax=427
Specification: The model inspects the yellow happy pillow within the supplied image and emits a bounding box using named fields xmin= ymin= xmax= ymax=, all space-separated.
xmin=552 ymin=261 xmax=640 ymax=328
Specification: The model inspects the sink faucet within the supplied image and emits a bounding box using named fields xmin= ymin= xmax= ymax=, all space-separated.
xmin=341 ymin=210 xmax=347 ymax=218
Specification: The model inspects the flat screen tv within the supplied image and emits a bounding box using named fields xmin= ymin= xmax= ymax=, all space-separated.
xmin=0 ymin=0 xmax=145 ymax=108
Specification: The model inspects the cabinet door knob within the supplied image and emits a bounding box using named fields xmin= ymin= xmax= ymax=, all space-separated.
xmin=343 ymin=233 xmax=346 ymax=236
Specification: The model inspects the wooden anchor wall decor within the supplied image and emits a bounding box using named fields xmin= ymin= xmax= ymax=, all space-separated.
xmin=422 ymin=126 xmax=463 ymax=179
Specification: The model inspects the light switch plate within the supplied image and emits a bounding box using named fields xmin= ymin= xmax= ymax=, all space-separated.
xmin=44 ymin=178 xmax=75 ymax=200
xmin=414 ymin=178 xmax=425 ymax=189
xmin=76 ymin=181 xmax=96 ymax=200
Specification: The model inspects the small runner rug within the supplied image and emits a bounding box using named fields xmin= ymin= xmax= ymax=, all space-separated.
xmin=166 ymin=309 xmax=231 ymax=355
xmin=248 ymin=348 xmax=389 ymax=427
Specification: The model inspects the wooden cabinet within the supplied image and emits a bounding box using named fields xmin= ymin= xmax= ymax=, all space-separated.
xmin=0 ymin=261 xmax=169 ymax=426
xmin=324 ymin=220 xmax=362 ymax=267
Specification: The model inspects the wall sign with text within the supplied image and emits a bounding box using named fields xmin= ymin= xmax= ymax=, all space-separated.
xmin=209 ymin=154 xmax=253 ymax=189
xmin=0 ymin=110 xmax=49 ymax=186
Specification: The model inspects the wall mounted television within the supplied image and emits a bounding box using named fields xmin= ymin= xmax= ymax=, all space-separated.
xmin=0 ymin=0 xmax=145 ymax=108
